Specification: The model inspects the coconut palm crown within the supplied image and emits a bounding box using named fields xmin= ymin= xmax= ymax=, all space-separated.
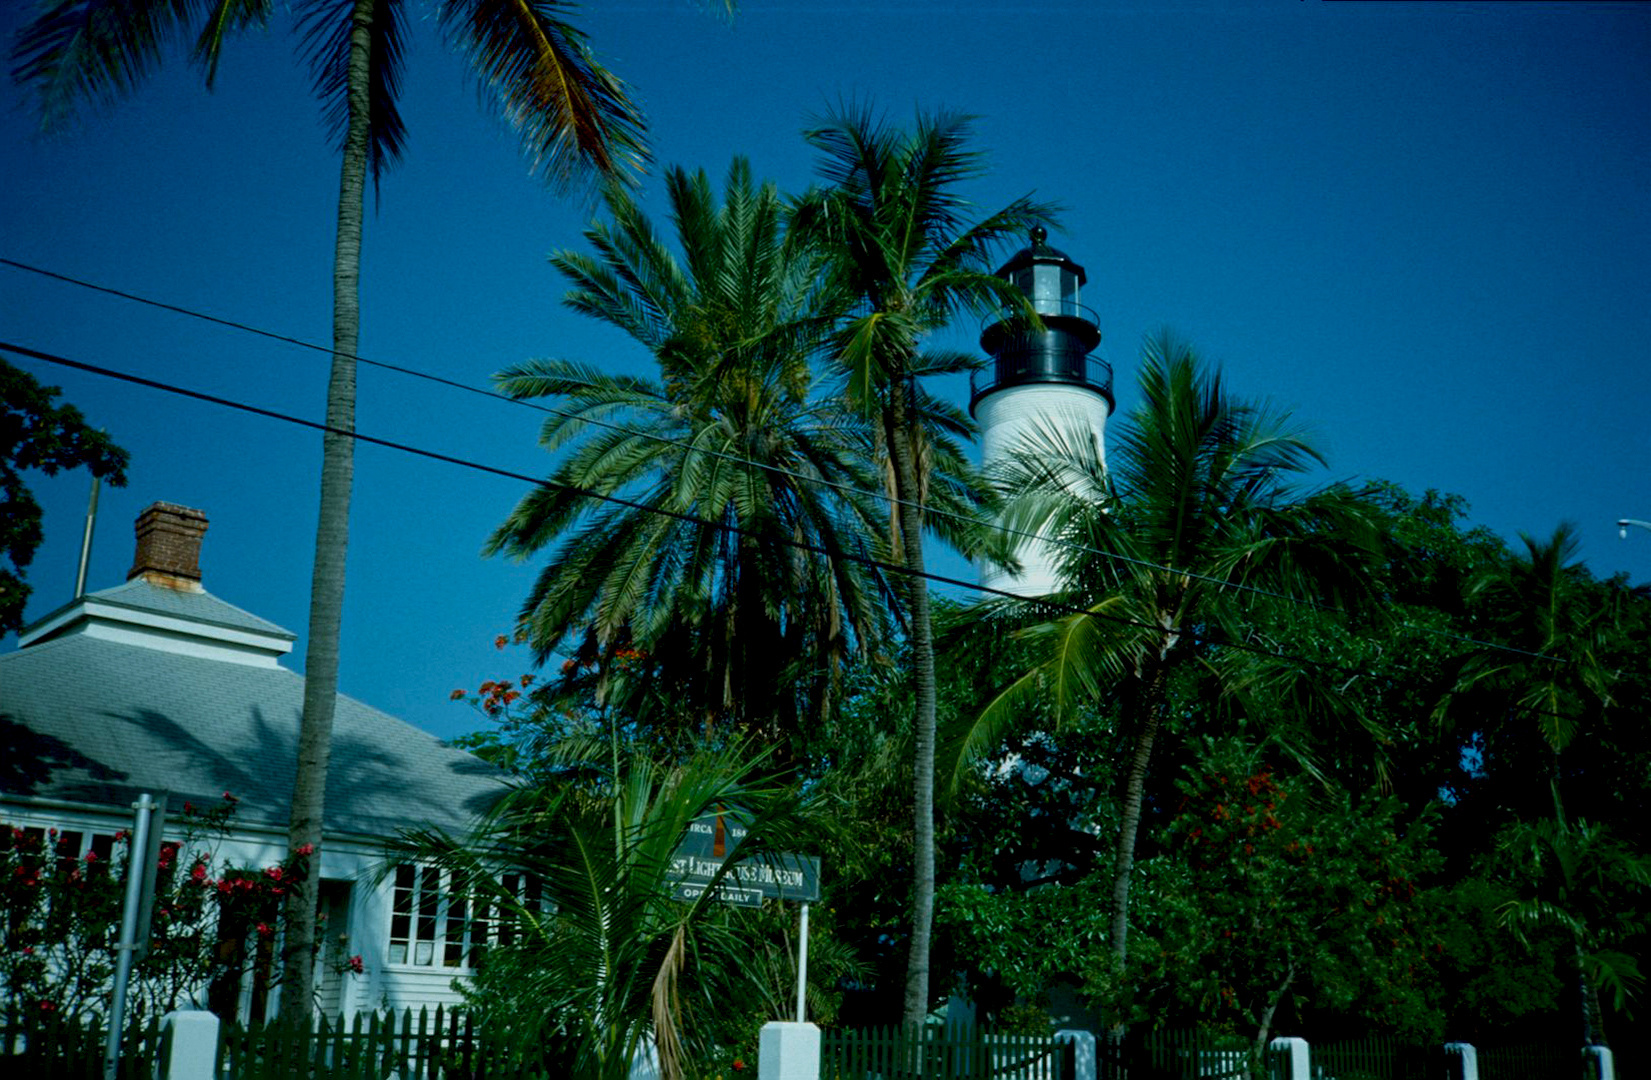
xmin=490 ymin=159 xmax=922 ymax=753
xmin=793 ymin=103 xmax=1056 ymax=1025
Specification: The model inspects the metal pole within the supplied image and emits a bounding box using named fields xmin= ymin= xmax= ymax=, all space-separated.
xmin=795 ymin=902 xmax=810 ymax=1023
xmin=74 ymin=475 xmax=101 ymax=599
xmin=104 ymin=793 xmax=157 ymax=1080
xmin=1619 ymin=518 xmax=1651 ymax=539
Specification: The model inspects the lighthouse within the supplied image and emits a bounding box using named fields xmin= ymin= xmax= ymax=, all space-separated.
xmin=971 ymin=227 xmax=1114 ymax=595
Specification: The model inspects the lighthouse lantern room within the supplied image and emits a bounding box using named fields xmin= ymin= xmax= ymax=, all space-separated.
xmin=971 ymin=227 xmax=1114 ymax=595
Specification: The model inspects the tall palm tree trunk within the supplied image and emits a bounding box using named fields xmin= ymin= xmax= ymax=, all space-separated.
xmin=278 ymin=0 xmax=372 ymax=1023
xmin=890 ymin=383 xmax=939 ymax=1028
xmin=1106 ymin=660 xmax=1170 ymax=1044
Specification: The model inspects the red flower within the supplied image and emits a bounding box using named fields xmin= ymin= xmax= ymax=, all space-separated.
xmin=347 ymin=955 xmax=365 ymax=974
xmin=732 ymin=1060 xmax=746 ymax=1072
xmin=21 ymin=946 xmax=33 ymax=956
xmin=223 ymin=791 xmax=238 ymax=803
xmin=256 ymin=923 xmax=273 ymax=938
xmin=295 ymin=843 xmax=315 ymax=857
xmin=449 ymin=689 xmax=466 ymax=701
xmin=494 ymin=635 xmax=508 ymax=650
xmin=83 ymin=851 xmax=97 ymax=863
xmin=519 ymin=674 xmax=534 ymax=687
xmin=191 ymin=864 xmax=208 ymax=882
xmin=265 ymin=866 xmax=284 ymax=881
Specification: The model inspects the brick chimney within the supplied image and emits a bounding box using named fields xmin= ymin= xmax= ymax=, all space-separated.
xmin=127 ymin=503 xmax=209 ymax=591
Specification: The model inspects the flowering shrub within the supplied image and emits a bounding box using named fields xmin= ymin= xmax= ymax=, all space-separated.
xmin=1107 ymin=739 xmax=1446 ymax=1058
xmin=1 ymin=797 xmax=360 ymax=1021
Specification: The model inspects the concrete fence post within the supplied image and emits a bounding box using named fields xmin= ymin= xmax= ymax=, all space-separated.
xmin=160 ymin=1010 xmax=218 ymax=1080
xmin=1583 ymin=1045 xmax=1614 ymax=1080
xmin=1267 ymin=1036 xmax=1309 ymax=1080
xmin=1443 ymin=1042 xmax=1479 ymax=1080
xmin=1054 ymin=1029 xmax=1096 ymax=1080
xmin=759 ymin=1021 xmax=821 ymax=1080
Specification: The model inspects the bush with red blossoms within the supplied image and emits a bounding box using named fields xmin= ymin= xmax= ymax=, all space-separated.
xmin=1 ymin=796 xmax=361 ymax=1021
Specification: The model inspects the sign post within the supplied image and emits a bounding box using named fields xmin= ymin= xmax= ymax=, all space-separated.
xmin=669 ymin=810 xmax=823 ymax=1022
xmin=104 ymin=792 xmax=165 ymax=1080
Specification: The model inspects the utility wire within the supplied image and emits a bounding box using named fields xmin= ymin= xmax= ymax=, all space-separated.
xmin=1 ymin=258 xmax=1562 ymax=664
xmin=5 ymin=339 xmax=1413 ymax=678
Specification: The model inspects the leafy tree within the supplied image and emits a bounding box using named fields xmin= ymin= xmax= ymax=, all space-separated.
xmin=951 ymin=335 xmax=1381 ymax=1028
xmin=1119 ymin=741 xmax=1444 ymax=1076
xmin=12 ymin=0 xmax=649 ymax=1017
xmin=488 ymin=160 xmax=894 ymax=757
xmin=795 ymin=104 xmax=1051 ymax=1024
xmin=1 ymin=359 xmax=128 ymax=634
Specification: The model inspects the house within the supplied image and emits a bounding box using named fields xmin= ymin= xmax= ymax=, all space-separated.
xmin=0 ymin=502 xmax=511 ymax=1019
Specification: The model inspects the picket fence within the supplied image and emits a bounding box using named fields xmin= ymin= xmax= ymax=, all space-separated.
xmin=222 ymin=1006 xmax=550 ymax=1080
xmin=3 ymin=1006 xmax=548 ymax=1080
xmin=823 ymin=1023 xmax=1075 ymax=1080
xmin=1 ymin=1008 xmax=164 ymax=1080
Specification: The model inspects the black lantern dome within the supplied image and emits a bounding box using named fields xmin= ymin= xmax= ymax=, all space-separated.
xmin=969 ymin=226 xmax=1113 ymax=415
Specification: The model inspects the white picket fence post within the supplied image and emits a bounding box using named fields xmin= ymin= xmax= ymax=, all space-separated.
xmin=1583 ymin=1044 xmax=1615 ymax=1080
xmin=160 ymin=1010 xmax=218 ymax=1080
xmin=1268 ymin=1036 xmax=1309 ymax=1080
xmin=1443 ymin=1042 xmax=1479 ymax=1080
xmin=1055 ymin=1028 xmax=1096 ymax=1080
xmin=759 ymin=1020 xmax=820 ymax=1080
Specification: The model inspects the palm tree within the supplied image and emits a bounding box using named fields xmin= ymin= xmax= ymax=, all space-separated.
xmin=794 ymin=104 xmax=1053 ymax=1025
xmin=950 ymin=333 xmax=1379 ymax=1020
xmin=12 ymin=0 xmax=648 ymax=1018
xmin=488 ymin=159 xmax=899 ymax=754
xmin=396 ymin=739 xmax=819 ymax=1080
xmin=1496 ymin=815 xmax=1651 ymax=1048
xmin=1445 ymin=523 xmax=1615 ymax=778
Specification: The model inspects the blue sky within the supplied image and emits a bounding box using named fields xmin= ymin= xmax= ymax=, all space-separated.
xmin=3 ymin=1 xmax=1647 ymax=741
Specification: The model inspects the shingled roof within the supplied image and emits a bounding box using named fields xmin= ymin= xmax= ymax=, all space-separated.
xmin=1 ymin=505 xmax=507 ymax=839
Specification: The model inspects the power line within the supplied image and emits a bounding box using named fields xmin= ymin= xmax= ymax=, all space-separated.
xmin=4 ymin=338 xmax=1409 ymax=678
xmin=0 ymin=258 xmax=1563 ymax=664
xmin=0 ymin=256 xmax=1365 ymax=606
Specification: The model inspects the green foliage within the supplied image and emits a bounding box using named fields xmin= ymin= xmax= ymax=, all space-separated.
xmin=0 ymin=359 xmax=128 ymax=634
xmin=1121 ymin=741 xmax=1446 ymax=1049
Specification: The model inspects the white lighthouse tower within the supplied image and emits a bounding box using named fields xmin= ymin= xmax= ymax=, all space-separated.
xmin=971 ymin=227 xmax=1113 ymax=595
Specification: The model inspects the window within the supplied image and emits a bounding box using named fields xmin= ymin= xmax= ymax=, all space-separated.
xmin=386 ymin=865 xmax=540 ymax=969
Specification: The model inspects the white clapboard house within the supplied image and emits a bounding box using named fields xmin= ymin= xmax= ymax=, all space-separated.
xmin=0 ymin=502 xmax=512 ymax=1020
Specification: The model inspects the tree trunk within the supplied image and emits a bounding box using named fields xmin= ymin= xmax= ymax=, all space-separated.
xmin=891 ymin=380 xmax=939 ymax=1029
xmin=278 ymin=0 xmax=372 ymax=1024
xmin=1105 ymin=661 xmax=1169 ymax=1048
xmin=1250 ymin=960 xmax=1294 ymax=1080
